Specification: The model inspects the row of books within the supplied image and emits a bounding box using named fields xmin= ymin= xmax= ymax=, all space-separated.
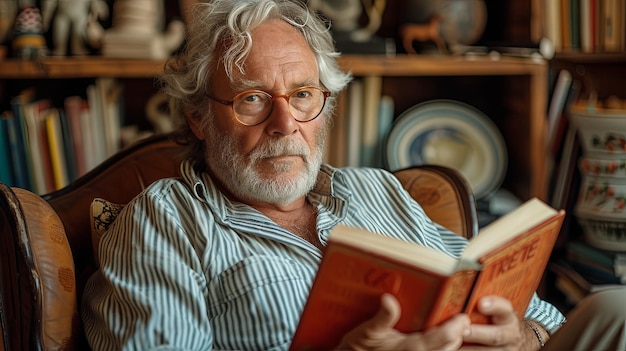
xmin=545 ymin=67 xmax=591 ymax=258
xmin=0 ymin=78 xmax=124 ymax=195
xmin=544 ymin=0 xmax=626 ymax=53
xmin=325 ymin=77 xmax=394 ymax=169
xmin=547 ymin=69 xmax=581 ymax=211
xmin=549 ymin=240 xmax=625 ymax=311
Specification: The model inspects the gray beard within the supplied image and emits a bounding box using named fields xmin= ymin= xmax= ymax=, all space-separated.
xmin=204 ymin=123 xmax=325 ymax=206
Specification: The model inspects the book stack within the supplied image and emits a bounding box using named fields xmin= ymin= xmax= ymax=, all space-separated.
xmin=327 ymin=77 xmax=394 ymax=169
xmin=0 ymin=78 xmax=125 ymax=194
xmin=566 ymin=241 xmax=626 ymax=284
xmin=544 ymin=0 xmax=626 ymax=53
xmin=549 ymin=242 xmax=625 ymax=311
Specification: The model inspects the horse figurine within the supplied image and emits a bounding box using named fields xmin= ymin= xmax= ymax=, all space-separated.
xmin=399 ymin=15 xmax=448 ymax=54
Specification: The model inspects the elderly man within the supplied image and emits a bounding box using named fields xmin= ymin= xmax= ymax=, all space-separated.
xmin=82 ymin=1 xmax=625 ymax=350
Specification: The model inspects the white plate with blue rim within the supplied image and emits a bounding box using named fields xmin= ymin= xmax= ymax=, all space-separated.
xmin=385 ymin=99 xmax=507 ymax=199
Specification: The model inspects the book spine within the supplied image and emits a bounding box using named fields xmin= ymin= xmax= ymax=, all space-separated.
xmin=580 ymin=0 xmax=592 ymax=52
xmin=591 ymin=0 xmax=599 ymax=52
xmin=37 ymin=113 xmax=55 ymax=194
xmin=561 ymin=0 xmax=572 ymax=51
xmin=547 ymin=70 xmax=573 ymax=150
xmin=346 ymin=80 xmax=363 ymax=167
xmin=86 ymin=84 xmax=107 ymax=165
xmin=5 ymin=111 xmax=31 ymax=190
xmin=570 ymin=0 xmax=581 ymax=50
xmin=0 ymin=114 xmax=14 ymax=185
xmin=376 ymin=95 xmax=394 ymax=169
xmin=603 ymin=0 xmax=620 ymax=51
xmin=325 ymin=89 xmax=348 ymax=167
xmin=23 ymin=99 xmax=53 ymax=194
xmin=545 ymin=0 xmax=562 ymax=52
xmin=359 ymin=75 xmax=382 ymax=168
xmin=45 ymin=109 xmax=70 ymax=190
xmin=64 ymin=96 xmax=88 ymax=177
xmin=9 ymin=90 xmax=41 ymax=191
xmin=58 ymin=109 xmax=77 ymax=182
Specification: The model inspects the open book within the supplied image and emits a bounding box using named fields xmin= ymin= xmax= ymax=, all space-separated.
xmin=290 ymin=198 xmax=565 ymax=351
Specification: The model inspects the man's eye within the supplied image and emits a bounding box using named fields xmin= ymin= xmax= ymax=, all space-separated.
xmin=295 ymin=90 xmax=312 ymax=99
xmin=243 ymin=94 xmax=263 ymax=103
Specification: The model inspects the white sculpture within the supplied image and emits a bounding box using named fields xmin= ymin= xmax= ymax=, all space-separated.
xmin=308 ymin=0 xmax=385 ymax=42
xmin=101 ymin=0 xmax=185 ymax=59
xmin=42 ymin=0 xmax=109 ymax=56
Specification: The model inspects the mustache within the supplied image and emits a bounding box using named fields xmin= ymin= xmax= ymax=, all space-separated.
xmin=250 ymin=138 xmax=310 ymax=160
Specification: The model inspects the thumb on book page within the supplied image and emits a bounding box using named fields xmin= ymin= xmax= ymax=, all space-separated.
xmin=334 ymin=293 xmax=403 ymax=350
xmin=377 ymin=293 xmax=402 ymax=328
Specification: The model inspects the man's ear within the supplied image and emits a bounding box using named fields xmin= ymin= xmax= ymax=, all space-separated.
xmin=185 ymin=108 xmax=206 ymax=141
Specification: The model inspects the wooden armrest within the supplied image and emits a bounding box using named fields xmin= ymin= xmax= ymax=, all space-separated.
xmin=0 ymin=184 xmax=81 ymax=350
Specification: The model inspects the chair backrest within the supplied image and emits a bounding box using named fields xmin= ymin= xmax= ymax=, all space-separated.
xmin=394 ymin=165 xmax=477 ymax=240
xmin=0 ymin=133 xmax=476 ymax=350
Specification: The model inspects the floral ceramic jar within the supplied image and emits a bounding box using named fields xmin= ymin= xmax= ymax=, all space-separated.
xmin=570 ymin=106 xmax=626 ymax=251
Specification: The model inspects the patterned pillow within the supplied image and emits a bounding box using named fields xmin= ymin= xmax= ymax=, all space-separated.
xmin=90 ymin=198 xmax=124 ymax=264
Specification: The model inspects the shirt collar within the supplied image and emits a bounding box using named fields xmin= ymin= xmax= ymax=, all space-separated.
xmin=179 ymin=160 xmax=351 ymax=220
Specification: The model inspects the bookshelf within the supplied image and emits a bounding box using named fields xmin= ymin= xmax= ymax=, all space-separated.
xmin=0 ymin=1 xmax=557 ymax=202
xmin=1 ymin=0 xmax=591 ymax=305
xmin=0 ymin=52 xmax=551 ymax=201
xmin=542 ymin=0 xmax=626 ymax=307
xmin=334 ymin=54 xmax=549 ymax=202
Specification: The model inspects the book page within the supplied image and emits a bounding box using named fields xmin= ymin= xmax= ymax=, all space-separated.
xmin=329 ymin=225 xmax=459 ymax=276
xmin=462 ymin=198 xmax=558 ymax=261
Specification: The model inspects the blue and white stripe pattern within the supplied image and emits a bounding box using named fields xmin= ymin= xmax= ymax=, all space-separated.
xmin=81 ymin=161 xmax=565 ymax=350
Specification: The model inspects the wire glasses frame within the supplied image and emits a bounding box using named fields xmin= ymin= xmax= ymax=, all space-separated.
xmin=206 ymin=86 xmax=331 ymax=126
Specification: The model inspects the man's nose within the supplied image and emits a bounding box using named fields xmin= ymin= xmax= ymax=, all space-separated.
xmin=266 ymin=97 xmax=298 ymax=134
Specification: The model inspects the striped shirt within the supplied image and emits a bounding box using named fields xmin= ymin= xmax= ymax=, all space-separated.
xmin=81 ymin=161 xmax=565 ymax=350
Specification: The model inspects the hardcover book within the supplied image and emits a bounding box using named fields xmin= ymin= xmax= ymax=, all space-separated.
xmin=290 ymin=198 xmax=565 ymax=351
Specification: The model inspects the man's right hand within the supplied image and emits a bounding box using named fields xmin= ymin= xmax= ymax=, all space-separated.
xmin=336 ymin=293 xmax=471 ymax=351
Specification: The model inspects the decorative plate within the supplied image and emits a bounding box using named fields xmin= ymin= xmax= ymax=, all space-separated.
xmin=385 ymin=99 xmax=507 ymax=199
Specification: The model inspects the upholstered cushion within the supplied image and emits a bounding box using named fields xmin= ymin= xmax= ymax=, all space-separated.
xmin=90 ymin=198 xmax=124 ymax=264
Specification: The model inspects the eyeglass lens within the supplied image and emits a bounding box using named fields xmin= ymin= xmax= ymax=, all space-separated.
xmin=233 ymin=87 xmax=326 ymax=125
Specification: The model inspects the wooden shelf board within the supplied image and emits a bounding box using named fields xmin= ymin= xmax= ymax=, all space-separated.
xmin=0 ymin=54 xmax=548 ymax=79
xmin=0 ymin=57 xmax=166 ymax=78
xmin=338 ymin=54 xmax=547 ymax=76
xmin=553 ymin=52 xmax=626 ymax=64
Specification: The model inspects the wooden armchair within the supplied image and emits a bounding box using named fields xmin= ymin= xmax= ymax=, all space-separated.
xmin=0 ymin=133 xmax=476 ymax=350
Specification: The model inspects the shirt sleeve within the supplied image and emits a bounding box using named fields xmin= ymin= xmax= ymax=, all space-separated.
xmin=81 ymin=189 xmax=214 ymax=351
xmin=524 ymin=294 xmax=567 ymax=333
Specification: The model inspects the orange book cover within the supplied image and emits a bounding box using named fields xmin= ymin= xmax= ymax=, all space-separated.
xmin=289 ymin=198 xmax=565 ymax=351
xmin=463 ymin=213 xmax=565 ymax=324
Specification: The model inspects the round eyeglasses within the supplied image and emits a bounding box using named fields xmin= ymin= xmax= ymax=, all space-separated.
xmin=206 ymin=86 xmax=331 ymax=126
